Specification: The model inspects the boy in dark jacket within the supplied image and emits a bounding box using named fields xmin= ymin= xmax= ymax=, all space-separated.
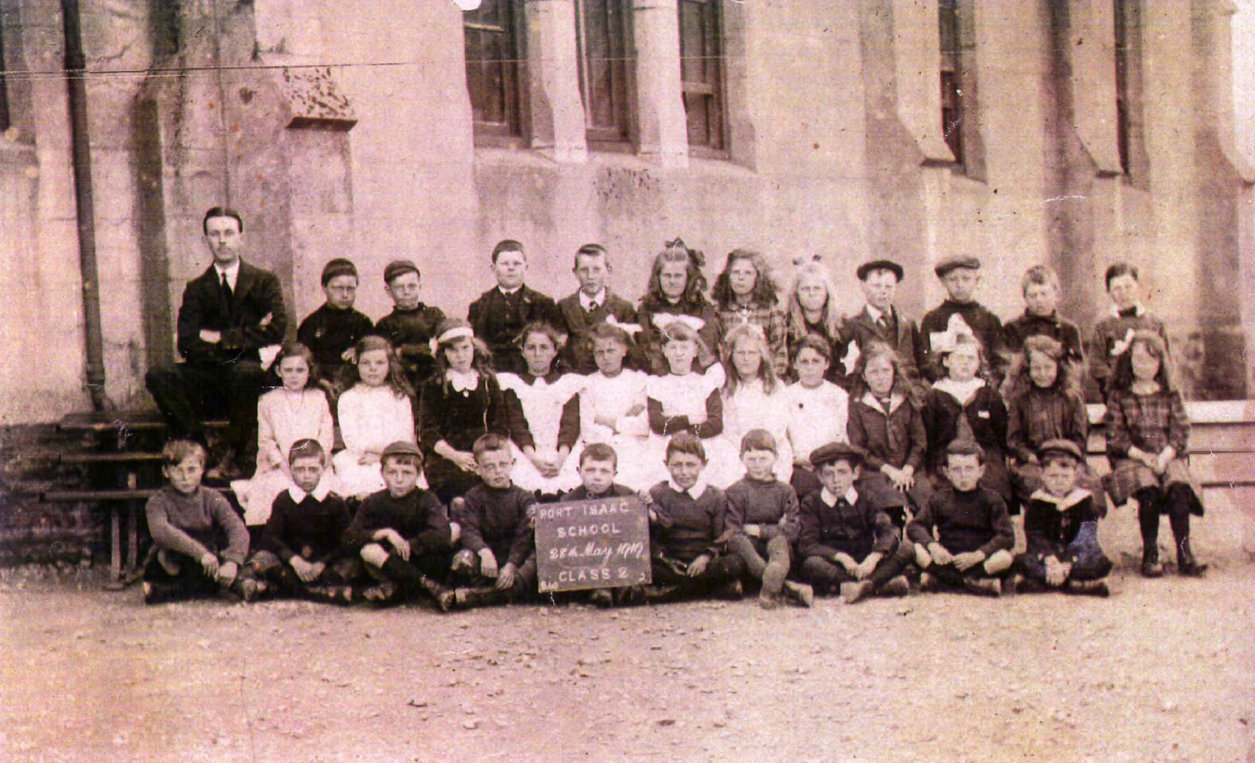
xmin=907 ymin=441 xmax=1016 ymax=596
xmin=373 ymin=259 xmax=446 ymax=389
xmin=468 ymin=240 xmax=563 ymax=374
xmin=450 ymin=433 xmax=539 ymax=606
xmin=798 ymin=442 xmax=914 ymax=603
xmin=345 ymin=440 xmax=456 ymax=609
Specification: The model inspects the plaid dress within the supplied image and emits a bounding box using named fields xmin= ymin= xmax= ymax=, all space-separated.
xmin=1103 ymin=387 xmax=1203 ymax=513
xmin=717 ymin=303 xmax=788 ymax=375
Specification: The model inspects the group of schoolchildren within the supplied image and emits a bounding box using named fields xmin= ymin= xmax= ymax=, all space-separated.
xmin=143 ymin=238 xmax=1208 ymax=610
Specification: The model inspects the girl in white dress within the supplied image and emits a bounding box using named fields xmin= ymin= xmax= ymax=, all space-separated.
xmin=721 ymin=324 xmax=794 ymax=484
xmin=644 ymin=321 xmax=739 ymax=487
xmin=496 ymin=322 xmax=585 ymax=496
xmin=785 ymin=334 xmax=851 ymax=498
xmin=578 ymin=323 xmax=651 ymax=490
xmin=236 ymin=343 xmax=335 ymax=525
xmin=332 ymin=335 xmax=418 ymax=499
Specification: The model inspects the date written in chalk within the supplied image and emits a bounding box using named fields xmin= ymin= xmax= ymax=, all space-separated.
xmin=534 ymin=496 xmax=652 ymax=592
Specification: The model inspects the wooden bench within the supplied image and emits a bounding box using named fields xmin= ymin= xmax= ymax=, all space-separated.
xmin=44 ymin=413 xmax=231 ymax=588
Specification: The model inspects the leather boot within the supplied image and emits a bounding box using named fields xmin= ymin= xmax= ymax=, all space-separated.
xmin=1141 ymin=545 xmax=1164 ymax=578
xmin=418 ymin=575 xmax=456 ymax=611
xmin=1175 ymin=538 xmax=1208 ymax=577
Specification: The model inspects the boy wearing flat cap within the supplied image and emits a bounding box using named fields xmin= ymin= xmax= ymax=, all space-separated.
xmin=297 ymin=258 xmax=374 ymax=380
xmin=797 ymin=442 xmax=915 ymax=603
xmin=1013 ymin=439 xmax=1112 ymax=596
xmin=842 ymin=259 xmax=924 ymax=384
xmin=919 ymin=255 xmax=1006 ymax=384
xmin=343 ymin=440 xmax=457 ymax=608
xmin=375 ymin=259 xmax=447 ymax=389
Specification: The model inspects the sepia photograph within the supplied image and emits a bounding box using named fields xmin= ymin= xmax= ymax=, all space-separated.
xmin=1 ymin=0 xmax=1253 ymax=759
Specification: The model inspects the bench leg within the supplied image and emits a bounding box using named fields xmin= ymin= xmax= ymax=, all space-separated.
xmin=126 ymin=499 xmax=139 ymax=574
xmin=109 ymin=504 xmax=121 ymax=584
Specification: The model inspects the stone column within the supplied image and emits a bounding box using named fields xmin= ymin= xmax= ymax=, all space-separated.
xmin=632 ymin=0 xmax=688 ymax=168
xmin=525 ymin=0 xmax=588 ymax=162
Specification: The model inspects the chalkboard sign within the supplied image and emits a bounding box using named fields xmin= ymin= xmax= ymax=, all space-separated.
xmin=534 ymin=496 xmax=652 ymax=593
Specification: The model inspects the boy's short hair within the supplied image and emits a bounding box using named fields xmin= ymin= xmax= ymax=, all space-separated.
xmin=1020 ymin=264 xmax=1060 ymax=295
xmin=162 ymin=438 xmax=207 ymax=467
xmin=472 ymin=432 xmax=512 ymax=459
xmin=202 ymin=206 xmax=243 ymax=234
xmin=665 ymin=432 xmax=707 ymax=463
xmin=944 ymin=439 xmax=985 ymax=465
xmin=491 ymin=239 xmax=525 ymax=264
xmin=320 ymin=258 xmax=358 ymax=286
xmin=579 ymin=442 xmax=618 ymax=469
xmin=587 ymin=322 xmax=633 ymax=349
xmin=288 ymin=438 xmax=326 ymax=466
xmin=383 ymin=259 xmax=420 ymax=285
xmin=573 ymin=243 xmax=609 ymax=269
xmin=1105 ymin=262 xmax=1139 ymax=289
xmin=380 ymin=440 xmax=423 ymax=469
xmin=739 ymin=428 xmax=777 ymax=455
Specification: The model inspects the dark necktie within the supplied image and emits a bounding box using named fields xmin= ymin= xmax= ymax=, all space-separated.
xmin=588 ymin=301 xmax=600 ymax=313
xmin=1119 ymin=307 xmax=1138 ymax=319
xmin=876 ymin=313 xmax=890 ymax=334
xmin=220 ymin=272 xmax=233 ymax=302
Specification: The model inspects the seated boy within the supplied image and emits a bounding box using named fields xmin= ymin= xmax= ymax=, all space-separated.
xmin=450 ymin=433 xmax=539 ymax=607
xmin=250 ymin=439 xmax=358 ymax=604
xmin=1087 ymin=262 xmax=1171 ymax=399
xmin=1013 ymin=439 xmax=1112 ymax=596
xmin=374 ymin=259 xmax=447 ymax=389
xmin=142 ymin=439 xmax=258 ymax=604
xmin=468 ymin=239 xmax=563 ymax=374
xmin=1002 ymin=264 xmax=1084 ymax=368
xmin=558 ymin=244 xmax=640 ymax=374
xmin=645 ymin=433 xmax=746 ymax=602
xmin=297 ymin=258 xmax=373 ymax=382
xmin=919 ymin=256 xmax=1006 ymax=384
xmin=725 ymin=429 xmax=813 ymax=608
xmin=560 ymin=443 xmax=637 ymax=607
xmin=343 ymin=441 xmax=456 ymax=609
xmin=797 ymin=442 xmax=913 ymax=603
xmin=907 ymin=440 xmax=1016 ymax=596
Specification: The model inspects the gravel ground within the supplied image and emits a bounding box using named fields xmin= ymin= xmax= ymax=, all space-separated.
xmin=1 ymin=552 xmax=1253 ymax=762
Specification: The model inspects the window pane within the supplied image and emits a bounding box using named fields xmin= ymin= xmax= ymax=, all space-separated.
xmin=678 ymin=0 xmax=724 ymax=151
xmin=464 ymin=1 xmax=524 ymax=139
xmin=938 ymin=0 xmax=963 ymax=166
xmin=0 ymin=28 xmax=9 ymax=132
xmin=578 ymin=0 xmax=631 ymax=143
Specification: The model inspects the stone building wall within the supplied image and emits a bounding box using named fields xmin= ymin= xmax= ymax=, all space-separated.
xmin=0 ymin=0 xmax=1251 ymax=428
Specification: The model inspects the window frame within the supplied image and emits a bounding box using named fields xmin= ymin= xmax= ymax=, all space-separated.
xmin=678 ymin=0 xmax=728 ymax=159
xmin=463 ymin=0 xmax=529 ymax=148
xmin=575 ymin=0 xmax=636 ymax=152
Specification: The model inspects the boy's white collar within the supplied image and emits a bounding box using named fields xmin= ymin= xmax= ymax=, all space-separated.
xmin=821 ymin=486 xmax=859 ymax=506
xmin=1029 ymin=487 xmax=1091 ymax=511
xmin=288 ymin=481 xmax=332 ymax=503
xmin=668 ymin=477 xmax=709 ymax=498
xmin=1109 ymin=302 xmax=1145 ymax=318
xmin=579 ymin=288 xmax=608 ymax=309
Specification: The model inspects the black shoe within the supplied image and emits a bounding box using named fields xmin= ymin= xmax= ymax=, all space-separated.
xmin=1065 ymin=578 xmax=1111 ymax=597
xmin=1141 ymin=546 xmax=1164 ymax=578
xmin=1176 ymin=539 xmax=1208 ymax=577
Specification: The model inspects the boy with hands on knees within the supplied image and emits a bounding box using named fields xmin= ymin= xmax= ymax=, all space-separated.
xmin=450 ymin=434 xmax=539 ymax=607
xmin=344 ymin=441 xmax=457 ymax=609
xmin=907 ymin=440 xmax=1016 ymax=596
xmin=142 ymin=439 xmax=258 ymax=604
xmin=797 ymin=442 xmax=913 ymax=604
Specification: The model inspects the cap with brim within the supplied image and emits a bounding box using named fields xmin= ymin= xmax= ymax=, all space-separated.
xmin=321 ymin=258 xmax=358 ymax=286
xmin=380 ymin=440 xmax=423 ymax=461
xmin=934 ymin=255 xmax=981 ymax=278
xmin=383 ymin=259 xmax=420 ymax=284
xmin=857 ymin=259 xmax=904 ymax=282
xmin=809 ymin=442 xmax=866 ymax=468
xmin=1037 ymin=438 xmax=1083 ymax=462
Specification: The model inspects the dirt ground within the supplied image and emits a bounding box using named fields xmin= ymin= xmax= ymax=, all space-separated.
xmin=1 ymin=550 xmax=1253 ymax=763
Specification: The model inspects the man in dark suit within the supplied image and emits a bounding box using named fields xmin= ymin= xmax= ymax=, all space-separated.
xmin=145 ymin=207 xmax=287 ymax=478
xmin=842 ymin=259 xmax=923 ymax=384
xmin=467 ymin=239 xmax=562 ymax=374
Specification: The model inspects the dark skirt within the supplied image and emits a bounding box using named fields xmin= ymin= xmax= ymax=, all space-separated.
xmin=1103 ymin=457 xmax=1204 ymax=516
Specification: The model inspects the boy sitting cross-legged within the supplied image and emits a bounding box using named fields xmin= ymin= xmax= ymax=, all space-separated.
xmin=644 ymin=433 xmax=746 ymax=602
xmin=797 ymin=442 xmax=914 ymax=604
xmin=907 ymin=440 xmax=1016 ymax=596
xmin=1013 ymin=439 xmax=1113 ymax=596
xmin=344 ymin=440 xmax=457 ymax=609
xmin=560 ymin=442 xmax=638 ymax=608
xmin=724 ymin=429 xmax=814 ymax=608
xmin=450 ymin=433 xmax=539 ymax=607
xmin=142 ymin=438 xmax=259 ymax=604
xmin=250 ymin=438 xmax=358 ymax=604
